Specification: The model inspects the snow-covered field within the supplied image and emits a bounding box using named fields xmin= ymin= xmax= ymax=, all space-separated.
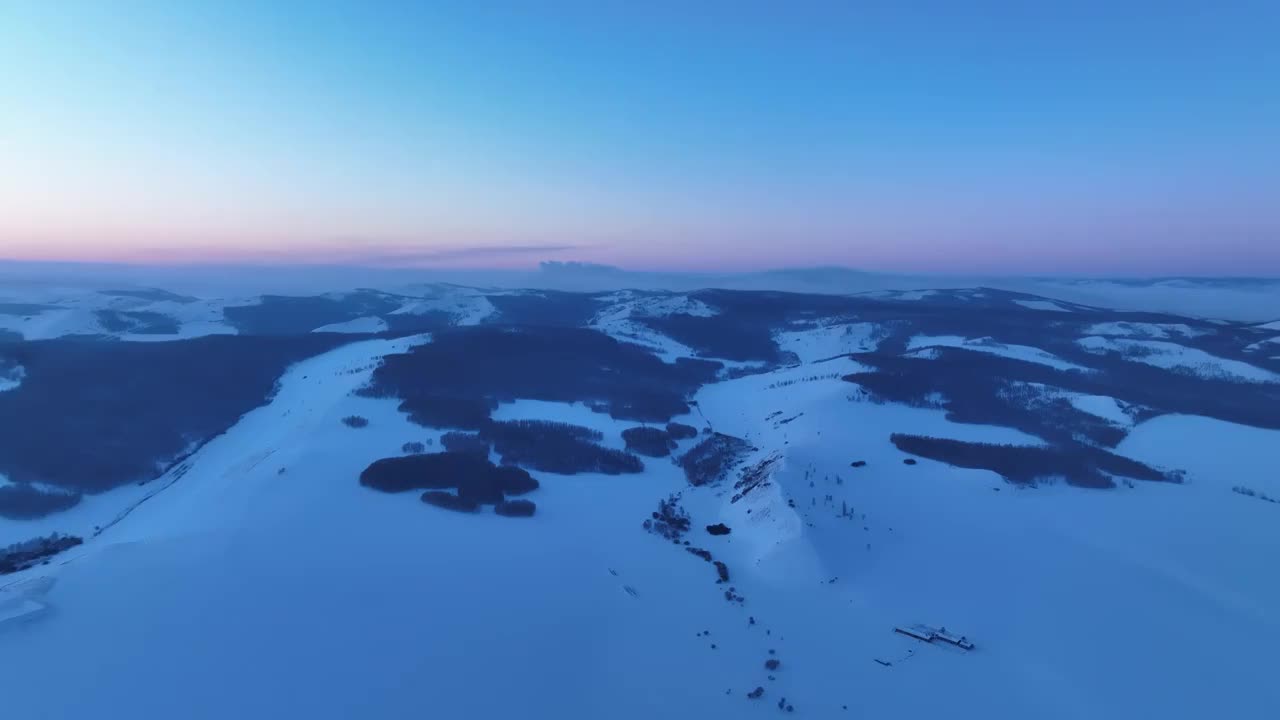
xmin=2 ymin=292 xmax=1279 ymax=719
xmin=589 ymin=292 xmax=714 ymax=362
xmin=776 ymin=323 xmax=879 ymax=363
xmin=1001 ymin=382 xmax=1136 ymax=428
xmin=0 ymin=292 xmax=239 ymax=341
xmin=1067 ymin=393 xmax=1134 ymax=426
xmin=1078 ymin=336 xmax=1280 ymax=383
xmin=312 ymin=316 xmax=389 ymax=334
xmin=0 ymin=365 xmax=22 ymax=393
xmin=1085 ymin=321 xmax=1206 ymax=340
xmin=908 ymin=335 xmax=1091 ymax=372
xmin=1013 ymin=299 xmax=1072 ymax=312
xmin=389 ymin=286 xmax=496 ymax=326
xmin=684 ymin=357 xmax=1280 ymax=719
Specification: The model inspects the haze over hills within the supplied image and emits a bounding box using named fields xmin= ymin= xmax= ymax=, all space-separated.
xmin=2 ymin=276 xmax=1278 ymax=719
xmin=4 ymin=259 xmax=1280 ymax=321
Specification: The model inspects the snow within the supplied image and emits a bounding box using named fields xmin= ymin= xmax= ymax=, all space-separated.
xmin=591 ymin=315 xmax=698 ymax=363
xmin=121 ymin=323 xmax=237 ymax=341
xmin=0 ymin=335 xmax=785 ymax=719
xmin=313 ymin=316 xmax=388 ymax=334
xmin=1085 ymin=321 xmax=1206 ymax=340
xmin=775 ymin=323 xmax=879 ymax=363
xmin=0 ymin=365 xmax=22 ymax=393
xmin=1001 ymin=382 xmax=1135 ymax=427
xmin=1014 ymin=299 xmax=1071 ymax=312
xmin=1260 ymin=320 xmax=1280 ymax=331
xmin=0 ymin=306 xmax=106 ymax=339
xmin=4 ymin=308 xmax=1280 ymax=718
xmin=595 ymin=291 xmax=718 ymax=319
xmin=1243 ymin=336 xmax=1280 ymax=352
xmin=0 ymin=479 xmax=157 ymax=548
xmin=1078 ymin=337 xmax=1280 ymax=383
xmin=907 ymin=335 xmax=1091 ymax=372
xmin=1 ymin=337 xmax=429 ymax=548
xmin=0 ymin=292 xmax=237 ymax=340
xmin=892 ymin=289 xmax=937 ymax=301
xmin=685 ymin=357 xmax=1279 ymax=719
xmin=696 ymin=357 xmax=1044 ymax=451
xmin=1067 ymin=394 xmax=1133 ymax=426
xmin=1119 ymin=415 xmax=1280 ymax=497
xmin=1014 ymin=278 xmax=1280 ymax=322
xmin=0 ymin=577 xmax=55 ymax=628
xmin=589 ymin=293 xmax=719 ymax=363
xmin=905 ymin=347 xmax=941 ymax=360
xmin=390 ymin=286 xmax=496 ymax=326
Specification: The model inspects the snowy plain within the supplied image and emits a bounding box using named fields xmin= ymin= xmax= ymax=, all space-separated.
xmin=2 ymin=283 xmax=1279 ymax=718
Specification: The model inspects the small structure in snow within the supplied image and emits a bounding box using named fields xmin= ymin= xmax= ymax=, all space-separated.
xmin=894 ymin=623 xmax=975 ymax=650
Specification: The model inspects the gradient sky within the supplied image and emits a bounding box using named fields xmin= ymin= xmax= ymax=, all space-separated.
xmin=1 ymin=1 xmax=1278 ymax=274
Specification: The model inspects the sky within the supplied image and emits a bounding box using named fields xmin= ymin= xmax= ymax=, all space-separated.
xmin=1 ymin=1 xmax=1277 ymax=275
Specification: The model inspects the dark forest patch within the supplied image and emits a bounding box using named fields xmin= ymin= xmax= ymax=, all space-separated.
xmin=666 ymin=422 xmax=699 ymax=440
xmin=482 ymin=420 xmax=643 ymax=474
xmin=680 ymin=433 xmax=755 ymax=486
xmin=889 ymin=434 xmax=1174 ymax=489
xmin=1 ymin=533 xmax=83 ymax=575
xmin=360 ymin=451 xmax=538 ymax=515
xmin=733 ymin=453 xmax=781 ymax=503
xmin=0 ymin=484 xmax=82 ymax=520
xmin=381 ymin=310 xmax=458 ymax=335
xmin=644 ymin=493 xmax=691 ymax=541
xmin=495 ymin=499 xmax=537 ymax=517
xmin=641 ymin=314 xmax=779 ymax=363
xmin=366 ymin=326 xmax=719 ymax=427
xmin=0 ymin=334 xmax=351 ymax=500
xmin=622 ymin=426 xmax=676 ymax=457
xmin=224 ymin=291 xmax=402 ymax=335
xmin=383 ymin=394 xmax=495 ymax=430
xmin=95 ymin=310 xmax=181 ymax=335
xmin=640 ymin=289 xmax=869 ymax=363
xmin=847 ymin=345 xmax=1280 ymax=442
xmin=421 ymin=490 xmax=481 ymax=513
xmin=99 ymin=288 xmax=198 ymax=303
xmin=486 ymin=291 xmax=604 ymax=327
xmin=0 ymin=303 xmax=57 ymax=316
xmin=440 ymin=431 xmax=489 ymax=455
xmin=98 ymin=285 xmax=197 ymax=302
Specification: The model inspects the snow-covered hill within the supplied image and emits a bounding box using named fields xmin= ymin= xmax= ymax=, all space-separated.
xmin=2 ymin=283 xmax=1279 ymax=719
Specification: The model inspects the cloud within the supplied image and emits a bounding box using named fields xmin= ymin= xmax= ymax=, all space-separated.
xmin=537 ymin=260 xmax=626 ymax=275
xmin=91 ymin=240 xmax=588 ymax=268
xmin=358 ymin=244 xmax=581 ymax=265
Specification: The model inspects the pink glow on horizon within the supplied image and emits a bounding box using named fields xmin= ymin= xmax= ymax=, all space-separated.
xmin=2 ymin=195 xmax=1278 ymax=275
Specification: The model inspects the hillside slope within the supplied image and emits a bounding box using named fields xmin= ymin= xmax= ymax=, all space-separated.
xmin=2 ymin=287 xmax=1279 ymax=718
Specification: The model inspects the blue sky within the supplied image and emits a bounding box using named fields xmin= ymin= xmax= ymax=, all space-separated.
xmin=1 ymin=1 xmax=1277 ymax=273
